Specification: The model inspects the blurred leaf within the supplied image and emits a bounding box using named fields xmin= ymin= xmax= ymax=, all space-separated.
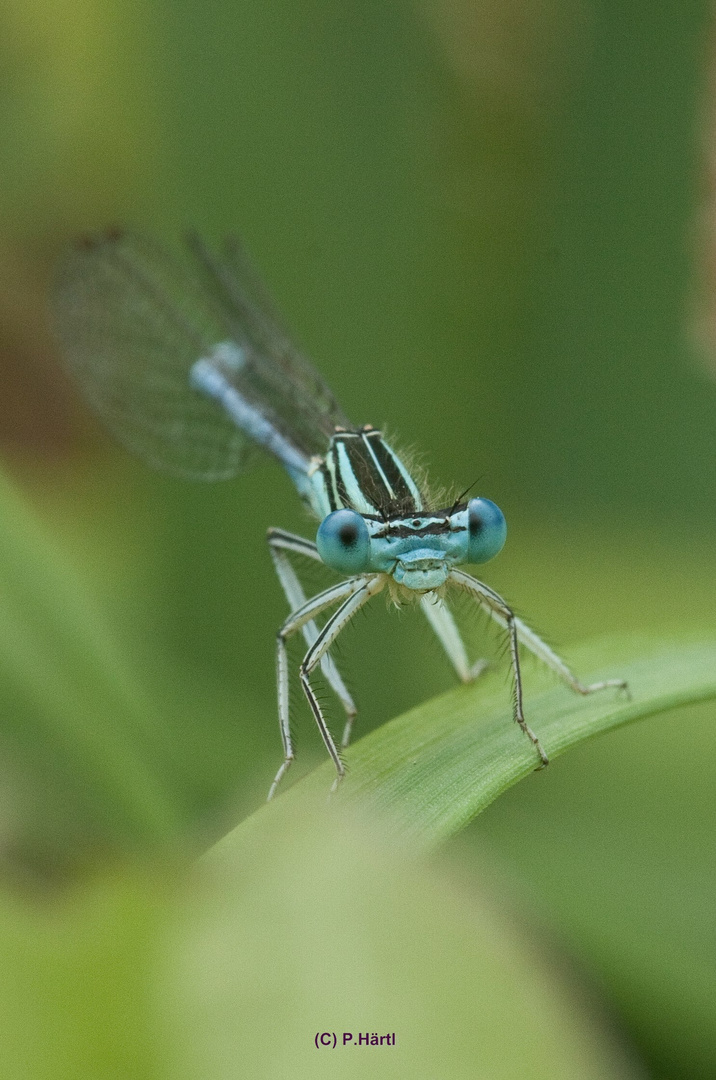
xmin=0 ymin=0 xmax=160 ymax=232
xmin=0 ymin=469 xmax=180 ymax=853
xmin=0 ymin=815 xmax=643 ymax=1080
xmin=0 ymin=868 xmax=169 ymax=1080
xmin=470 ymin=693 xmax=716 ymax=1080
xmin=172 ymin=807 xmax=641 ymax=1080
xmin=228 ymin=634 xmax=716 ymax=851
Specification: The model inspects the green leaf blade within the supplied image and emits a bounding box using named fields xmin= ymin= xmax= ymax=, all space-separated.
xmin=222 ymin=635 xmax=716 ymax=855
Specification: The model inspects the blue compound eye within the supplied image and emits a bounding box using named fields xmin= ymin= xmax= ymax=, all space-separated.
xmin=466 ymin=498 xmax=506 ymax=564
xmin=316 ymin=509 xmax=372 ymax=574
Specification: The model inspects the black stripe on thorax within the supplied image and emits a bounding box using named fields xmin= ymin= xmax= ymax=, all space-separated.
xmin=331 ymin=427 xmax=418 ymax=515
xmin=367 ymin=432 xmax=414 ymax=503
xmin=319 ymin=460 xmax=338 ymax=512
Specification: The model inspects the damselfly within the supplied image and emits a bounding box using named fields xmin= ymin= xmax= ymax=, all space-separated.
xmin=53 ymin=230 xmax=627 ymax=799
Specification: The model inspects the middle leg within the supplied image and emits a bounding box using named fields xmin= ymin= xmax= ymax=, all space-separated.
xmin=420 ymin=593 xmax=489 ymax=683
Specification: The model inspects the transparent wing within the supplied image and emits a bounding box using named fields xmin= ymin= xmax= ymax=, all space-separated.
xmin=53 ymin=230 xmax=350 ymax=481
xmin=186 ymin=234 xmax=350 ymax=452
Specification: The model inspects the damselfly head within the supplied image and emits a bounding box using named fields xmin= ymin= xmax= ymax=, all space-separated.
xmin=316 ymin=497 xmax=506 ymax=591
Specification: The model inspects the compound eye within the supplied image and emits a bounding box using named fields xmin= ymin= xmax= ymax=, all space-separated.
xmin=466 ymin=498 xmax=506 ymax=564
xmin=316 ymin=509 xmax=372 ymax=574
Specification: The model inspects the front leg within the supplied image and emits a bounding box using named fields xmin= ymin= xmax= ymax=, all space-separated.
xmin=298 ymin=574 xmax=386 ymax=794
xmin=267 ymin=528 xmax=358 ymax=746
xmin=268 ymin=576 xmax=367 ymax=801
xmin=450 ymin=568 xmax=629 ymax=766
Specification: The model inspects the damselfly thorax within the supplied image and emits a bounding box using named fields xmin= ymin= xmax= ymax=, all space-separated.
xmin=53 ymin=230 xmax=628 ymax=800
xmin=310 ymin=426 xmax=422 ymax=517
xmin=308 ymin=426 xmax=498 ymax=596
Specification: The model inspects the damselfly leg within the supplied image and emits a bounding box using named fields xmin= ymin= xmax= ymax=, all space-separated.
xmin=269 ymin=574 xmax=384 ymax=800
xmin=419 ymin=594 xmax=489 ymax=684
xmin=450 ymin=569 xmax=630 ymax=767
xmin=268 ymin=527 xmax=357 ymax=744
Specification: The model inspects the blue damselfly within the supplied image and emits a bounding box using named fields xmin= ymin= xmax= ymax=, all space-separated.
xmin=53 ymin=230 xmax=627 ymax=798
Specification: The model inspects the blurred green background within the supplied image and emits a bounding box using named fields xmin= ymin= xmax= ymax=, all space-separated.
xmin=0 ymin=0 xmax=715 ymax=1077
